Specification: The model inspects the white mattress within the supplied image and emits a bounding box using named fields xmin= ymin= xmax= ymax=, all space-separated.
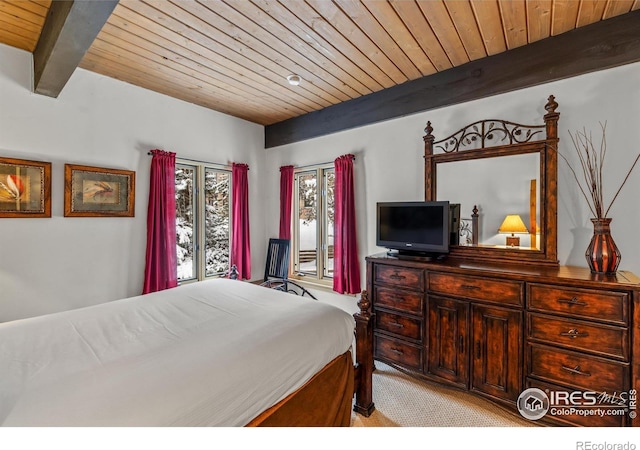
xmin=0 ymin=279 xmax=355 ymax=426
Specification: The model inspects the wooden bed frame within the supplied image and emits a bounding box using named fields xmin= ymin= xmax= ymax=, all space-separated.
xmin=246 ymin=292 xmax=376 ymax=426
xmin=353 ymin=291 xmax=375 ymax=417
xmin=247 ymin=351 xmax=355 ymax=426
xmin=228 ymin=263 xmax=373 ymax=425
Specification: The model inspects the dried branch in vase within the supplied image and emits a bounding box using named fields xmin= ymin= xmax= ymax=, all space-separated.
xmin=557 ymin=122 xmax=640 ymax=219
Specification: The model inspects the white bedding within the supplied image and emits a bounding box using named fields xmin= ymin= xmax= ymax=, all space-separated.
xmin=0 ymin=279 xmax=355 ymax=426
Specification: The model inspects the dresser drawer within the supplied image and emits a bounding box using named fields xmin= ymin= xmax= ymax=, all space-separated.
xmin=375 ymin=334 xmax=422 ymax=371
xmin=428 ymin=272 xmax=523 ymax=306
xmin=374 ymin=286 xmax=423 ymax=314
xmin=374 ymin=265 xmax=424 ymax=290
xmin=528 ymin=284 xmax=628 ymax=325
xmin=525 ymin=378 xmax=627 ymax=427
xmin=527 ymin=313 xmax=628 ymax=361
xmin=527 ymin=344 xmax=628 ymax=393
xmin=375 ymin=310 xmax=422 ymax=341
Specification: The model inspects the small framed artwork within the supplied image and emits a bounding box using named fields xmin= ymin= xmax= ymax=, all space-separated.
xmin=64 ymin=164 xmax=135 ymax=217
xmin=0 ymin=156 xmax=51 ymax=218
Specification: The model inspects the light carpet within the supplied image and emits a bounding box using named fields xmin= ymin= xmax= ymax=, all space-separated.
xmin=350 ymin=361 xmax=536 ymax=427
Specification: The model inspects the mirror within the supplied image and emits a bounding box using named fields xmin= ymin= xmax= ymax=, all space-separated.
xmin=436 ymin=153 xmax=540 ymax=250
xmin=423 ymin=95 xmax=560 ymax=266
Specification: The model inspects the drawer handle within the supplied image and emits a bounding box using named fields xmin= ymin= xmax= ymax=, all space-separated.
xmin=390 ymin=273 xmax=406 ymax=281
xmin=390 ymin=347 xmax=404 ymax=355
xmin=561 ymin=365 xmax=591 ymax=377
xmin=560 ymin=328 xmax=589 ymax=339
xmin=461 ymin=284 xmax=480 ymax=291
xmin=557 ymin=296 xmax=588 ymax=307
xmin=389 ymin=322 xmax=405 ymax=329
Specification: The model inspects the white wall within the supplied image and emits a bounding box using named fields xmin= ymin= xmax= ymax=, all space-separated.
xmin=0 ymin=44 xmax=265 ymax=321
xmin=263 ymin=61 xmax=640 ymax=284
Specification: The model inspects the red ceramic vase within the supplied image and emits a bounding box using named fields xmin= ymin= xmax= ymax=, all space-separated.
xmin=585 ymin=218 xmax=621 ymax=274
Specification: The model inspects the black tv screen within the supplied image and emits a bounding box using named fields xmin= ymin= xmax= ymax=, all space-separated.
xmin=376 ymin=201 xmax=450 ymax=256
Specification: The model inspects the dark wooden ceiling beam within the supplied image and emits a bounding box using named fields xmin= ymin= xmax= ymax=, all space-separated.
xmin=33 ymin=0 xmax=118 ymax=98
xmin=265 ymin=9 xmax=640 ymax=148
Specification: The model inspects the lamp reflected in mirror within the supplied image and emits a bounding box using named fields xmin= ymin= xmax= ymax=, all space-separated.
xmin=498 ymin=214 xmax=529 ymax=247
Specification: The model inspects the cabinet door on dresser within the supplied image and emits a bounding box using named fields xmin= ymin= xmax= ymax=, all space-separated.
xmin=471 ymin=304 xmax=523 ymax=402
xmin=427 ymin=295 xmax=469 ymax=388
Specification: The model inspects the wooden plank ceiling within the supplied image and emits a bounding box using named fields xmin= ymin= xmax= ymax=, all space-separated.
xmin=1 ymin=0 xmax=639 ymax=127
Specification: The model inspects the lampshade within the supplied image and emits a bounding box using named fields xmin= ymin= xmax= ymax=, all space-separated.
xmin=498 ymin=214 xmax=529 ymax=234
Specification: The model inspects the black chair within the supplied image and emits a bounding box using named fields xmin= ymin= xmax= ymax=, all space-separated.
xmin=260 ymin=238 xmax=316 ymax=299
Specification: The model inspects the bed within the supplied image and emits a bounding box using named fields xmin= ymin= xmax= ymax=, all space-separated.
xmin=0 ymin=278 xmax=373 ymax=426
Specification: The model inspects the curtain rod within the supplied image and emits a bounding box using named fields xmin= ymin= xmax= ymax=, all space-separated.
xmin=294 ymin=155 xmax=355 ymax=170
xmin=147 ymin=152 xmax=230 ymax=167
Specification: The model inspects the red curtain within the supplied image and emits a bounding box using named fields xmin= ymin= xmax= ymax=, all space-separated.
xmin=143 ymin=149 xmax=178 ymax=294
xmin=333 ymin=154 xmax=361 ymax=294
xmin=279 ymin=165 xmax=294 ymax=240
xmin=231 ymin=163 xmax=251 ymax=280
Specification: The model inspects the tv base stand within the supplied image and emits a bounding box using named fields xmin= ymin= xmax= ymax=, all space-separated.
xmin=385 ymin=250 xmax=445 ymax=262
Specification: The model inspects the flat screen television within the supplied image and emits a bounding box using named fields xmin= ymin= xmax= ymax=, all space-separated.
xmin=376 ymin=201 xmax=450 ymax=259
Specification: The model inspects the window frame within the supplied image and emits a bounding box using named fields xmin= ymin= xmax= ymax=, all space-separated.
xmin=291 ymin=163 xmax=334 ymax=286
xmin=176 ymin=159 xmax=232 ymax=284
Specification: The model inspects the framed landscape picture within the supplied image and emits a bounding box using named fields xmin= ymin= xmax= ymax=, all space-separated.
xmin=64 ymin=164 xmax=135 ymax=217
xmin=0 ymin=156 xmax=51 ymax=218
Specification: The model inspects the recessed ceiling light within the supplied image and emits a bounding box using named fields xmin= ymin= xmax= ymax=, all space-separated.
xmin=287 ymin=74 xmax=301 ymax=86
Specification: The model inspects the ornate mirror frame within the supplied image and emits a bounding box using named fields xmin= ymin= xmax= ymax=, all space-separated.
xmin=424 ymin=95 xmax=560 ymax=267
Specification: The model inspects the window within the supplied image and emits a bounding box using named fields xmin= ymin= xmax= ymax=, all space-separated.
xmin=292 ymin=165 xmax=334 ymax=283
xmin=175 ymin=161 xmax=231 ymax=282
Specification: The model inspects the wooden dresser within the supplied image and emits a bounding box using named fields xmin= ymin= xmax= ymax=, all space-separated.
xmin=366 ymin=253 xmax=640 ymax=426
